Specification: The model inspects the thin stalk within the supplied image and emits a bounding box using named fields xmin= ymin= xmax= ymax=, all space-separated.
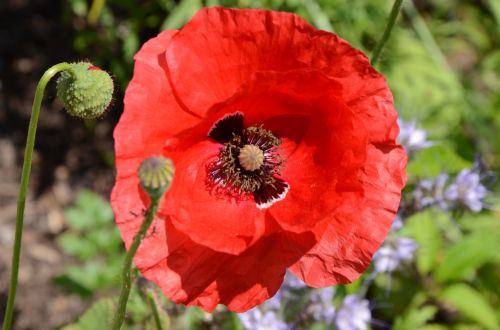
xmin=148 ymin=293 xmax=163 ymax=330
xmin=110 ymin=198 xmax=161 ymax=330
xmin=371 ymin=0 xmax=404 ymax=66
xmin=88 ymin=0 xmax=106 ymax=26
xmin=2 ymin=62 xmax=73 ymax=330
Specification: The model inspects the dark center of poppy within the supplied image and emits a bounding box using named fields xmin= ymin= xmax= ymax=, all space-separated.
xmin=212 ymin=125 xmax=283 ymax=193
xmin=206 ymin=112 xmax=289 ymax=209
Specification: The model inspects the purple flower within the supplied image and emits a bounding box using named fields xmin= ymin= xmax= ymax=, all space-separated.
xmin=391 ymin=214 xmax=404 ymax=232
xmin=334 ymin=295 xmax=371 ymax=330
xmin=445 ymin=168 xmax=488 ymax=212
xmin=373 ymin=237 xmax=418 ymax=273
xmin=265 ymin=292 xmax=283 ymax=311
xmin=282 ymin=272 xmax=306 ymax=290
xmin=413 ymin=174 xmax=448 ymax=210
xmin=397 ymin=120 xmax=432 ymax=153
xmin=238 ymin=308 xmax=289 ymax=330
xmin=306 ymin=287 xmax=336 ymax=323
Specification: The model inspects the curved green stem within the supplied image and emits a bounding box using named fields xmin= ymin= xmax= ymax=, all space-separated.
xmin=148 ymin=293 xmax=163 ymax=330
xmin=110 ymin=198 xmax=161 ymax=330
xmin=371 ymin=0 xmax=404 ymax=66
xmin=2 ymin=62 xmax=73 ymax=330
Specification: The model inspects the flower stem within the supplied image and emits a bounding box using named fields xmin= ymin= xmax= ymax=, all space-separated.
xmin=148 ymin=293 xmax=163 ymax=330
xmin=2 ymin=62 xmax=73 ymax=330
xmin=371 ymin=0 xmax=404 ymax=66
xmin=88 ymin=0 xmax=106 ymax=26
xmin=110 ymin=198 xmax=161 ymax=330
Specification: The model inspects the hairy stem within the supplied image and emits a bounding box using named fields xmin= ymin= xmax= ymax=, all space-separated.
xmin=2 ymin=62 xmax=73 ymax=330
xmin=110 ymin=198 xmax=160 ymax=330
xmin=371 ymin=0 xmax=404 ymax=66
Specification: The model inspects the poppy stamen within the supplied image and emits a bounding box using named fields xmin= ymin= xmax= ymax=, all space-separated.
xmin=206 ymin=112 xmax=288 ymax=208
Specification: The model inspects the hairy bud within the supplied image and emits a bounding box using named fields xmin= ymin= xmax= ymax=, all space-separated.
xmin=139 ymin=156 xmax=175 ymax=199
xmin=56 ymin=62 xmax=113 ymax=119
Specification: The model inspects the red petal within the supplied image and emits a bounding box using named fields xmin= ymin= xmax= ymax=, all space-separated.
xmin=165 ymin=7 xmax=394 ymax=143
xmin=289 ymin=143 xmax=407 ymax=286
xmin=112 ymin=151 xmax=315 ymax=311
xmin=165 ymin=8 xmax=317 ymax=117
xmin=190 ymin=70 xmax=365 ymax=236
xmin=111 ymin=174 xmax=169 ymax=270
xmin=140 ymin=217 xmax=316 ymax=312
xmin=163 ymin=140 xmax=267 ymax=254
xmin=150 ymin=71 xmax=343 ymax=253
xmin=114 ymin=30 xmax=199 ymax=180
xmin=112 ymin=30 xmax=200 ymax=274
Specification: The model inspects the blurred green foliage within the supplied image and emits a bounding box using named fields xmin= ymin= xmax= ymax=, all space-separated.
xmin=54 ymin=190 xmax=123 ymax=297
xmin=56 ymin=191 xmax=173 ymax=329
xmin=62 ymin=298 xmax=114 ymax=330
xmin=57 ymin=0 xmax=499 ymax=328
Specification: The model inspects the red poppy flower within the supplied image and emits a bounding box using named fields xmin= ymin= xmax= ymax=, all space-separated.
xmin=111 ymin=7 xmax=406 ymax=312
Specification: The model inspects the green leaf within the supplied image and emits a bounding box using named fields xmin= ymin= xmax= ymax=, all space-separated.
xmin=435 ymin=232 xmax=499 ymax=282
xmin=309 ymin=323 xmax=327 ymax=330
xmin=438 ymin=283 xmax=498 ymax=330
xmin=183 ymin=307 xmax=204 ymax=330
xmin=451 ymin=325 xmax=484 ymax=330
xmin=393 ymin=292 xmax=437 ymax=330
xmin=344 ymin=275 xmax=364 ymax=294
xmin=161 ymin=0 xmax=202 ymax=30
xmin=122 ymin=26 xmax=139 ymax=63
xmin=64 ymin=208 xmax=91 ymax=231
xmin=52 ymin=274 xmax=93 ymax=298
xmin=401 ymin=210 xmax=443 ymax=274
xmin=407 ymin=144 xmax=471 ymax=178
xmin=57 ymin=233 xmax=98 ymax=259
xmin=68 ymin=0 xmax=88 ymax=16
xmin=420 ymin=325 xmax=448 ymax=330
xmin=486 ymin=0 xmax=500 ymax=28
xmin=394 ymin=306 xmax=438 ymax=330
xmin=459 ymin=213 xmax=500 ymax=233
xmin=388 ymin=30 xmax=467 ymax=137
xmin=303 ymin=0 xmax=333 ymax=32
xmin=62 ymin=298 xmax=114 ymax=330
xmin=56 ymin=190 xmax=123 ymax=296
xmin=221 ymin=313 xmax=244 ymax=330
xmin=65 ymin=190 xmax=114 ymax=230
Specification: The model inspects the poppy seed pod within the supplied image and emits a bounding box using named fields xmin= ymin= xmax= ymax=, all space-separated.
xmin=138 ymin=156 xmax=175 ymax=199
xmin=56 ymin=62 xmax=113 ymax=119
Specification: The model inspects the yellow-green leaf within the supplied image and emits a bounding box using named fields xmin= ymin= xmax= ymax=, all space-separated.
xmin=439 ymin=284 xmax=498 ymax=330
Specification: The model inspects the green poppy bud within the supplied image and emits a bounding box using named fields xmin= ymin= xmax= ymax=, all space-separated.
xmin=138 ymin=156 xmax=175 ymax=199
xmin=56 ymin=62 xmax=113 ymax=119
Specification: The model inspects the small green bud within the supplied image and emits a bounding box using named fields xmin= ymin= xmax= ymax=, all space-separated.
xmin=138 ymin=156 xmax=175 ymax=199
xmin=56 ymin=62 xmax=113 ymax=119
